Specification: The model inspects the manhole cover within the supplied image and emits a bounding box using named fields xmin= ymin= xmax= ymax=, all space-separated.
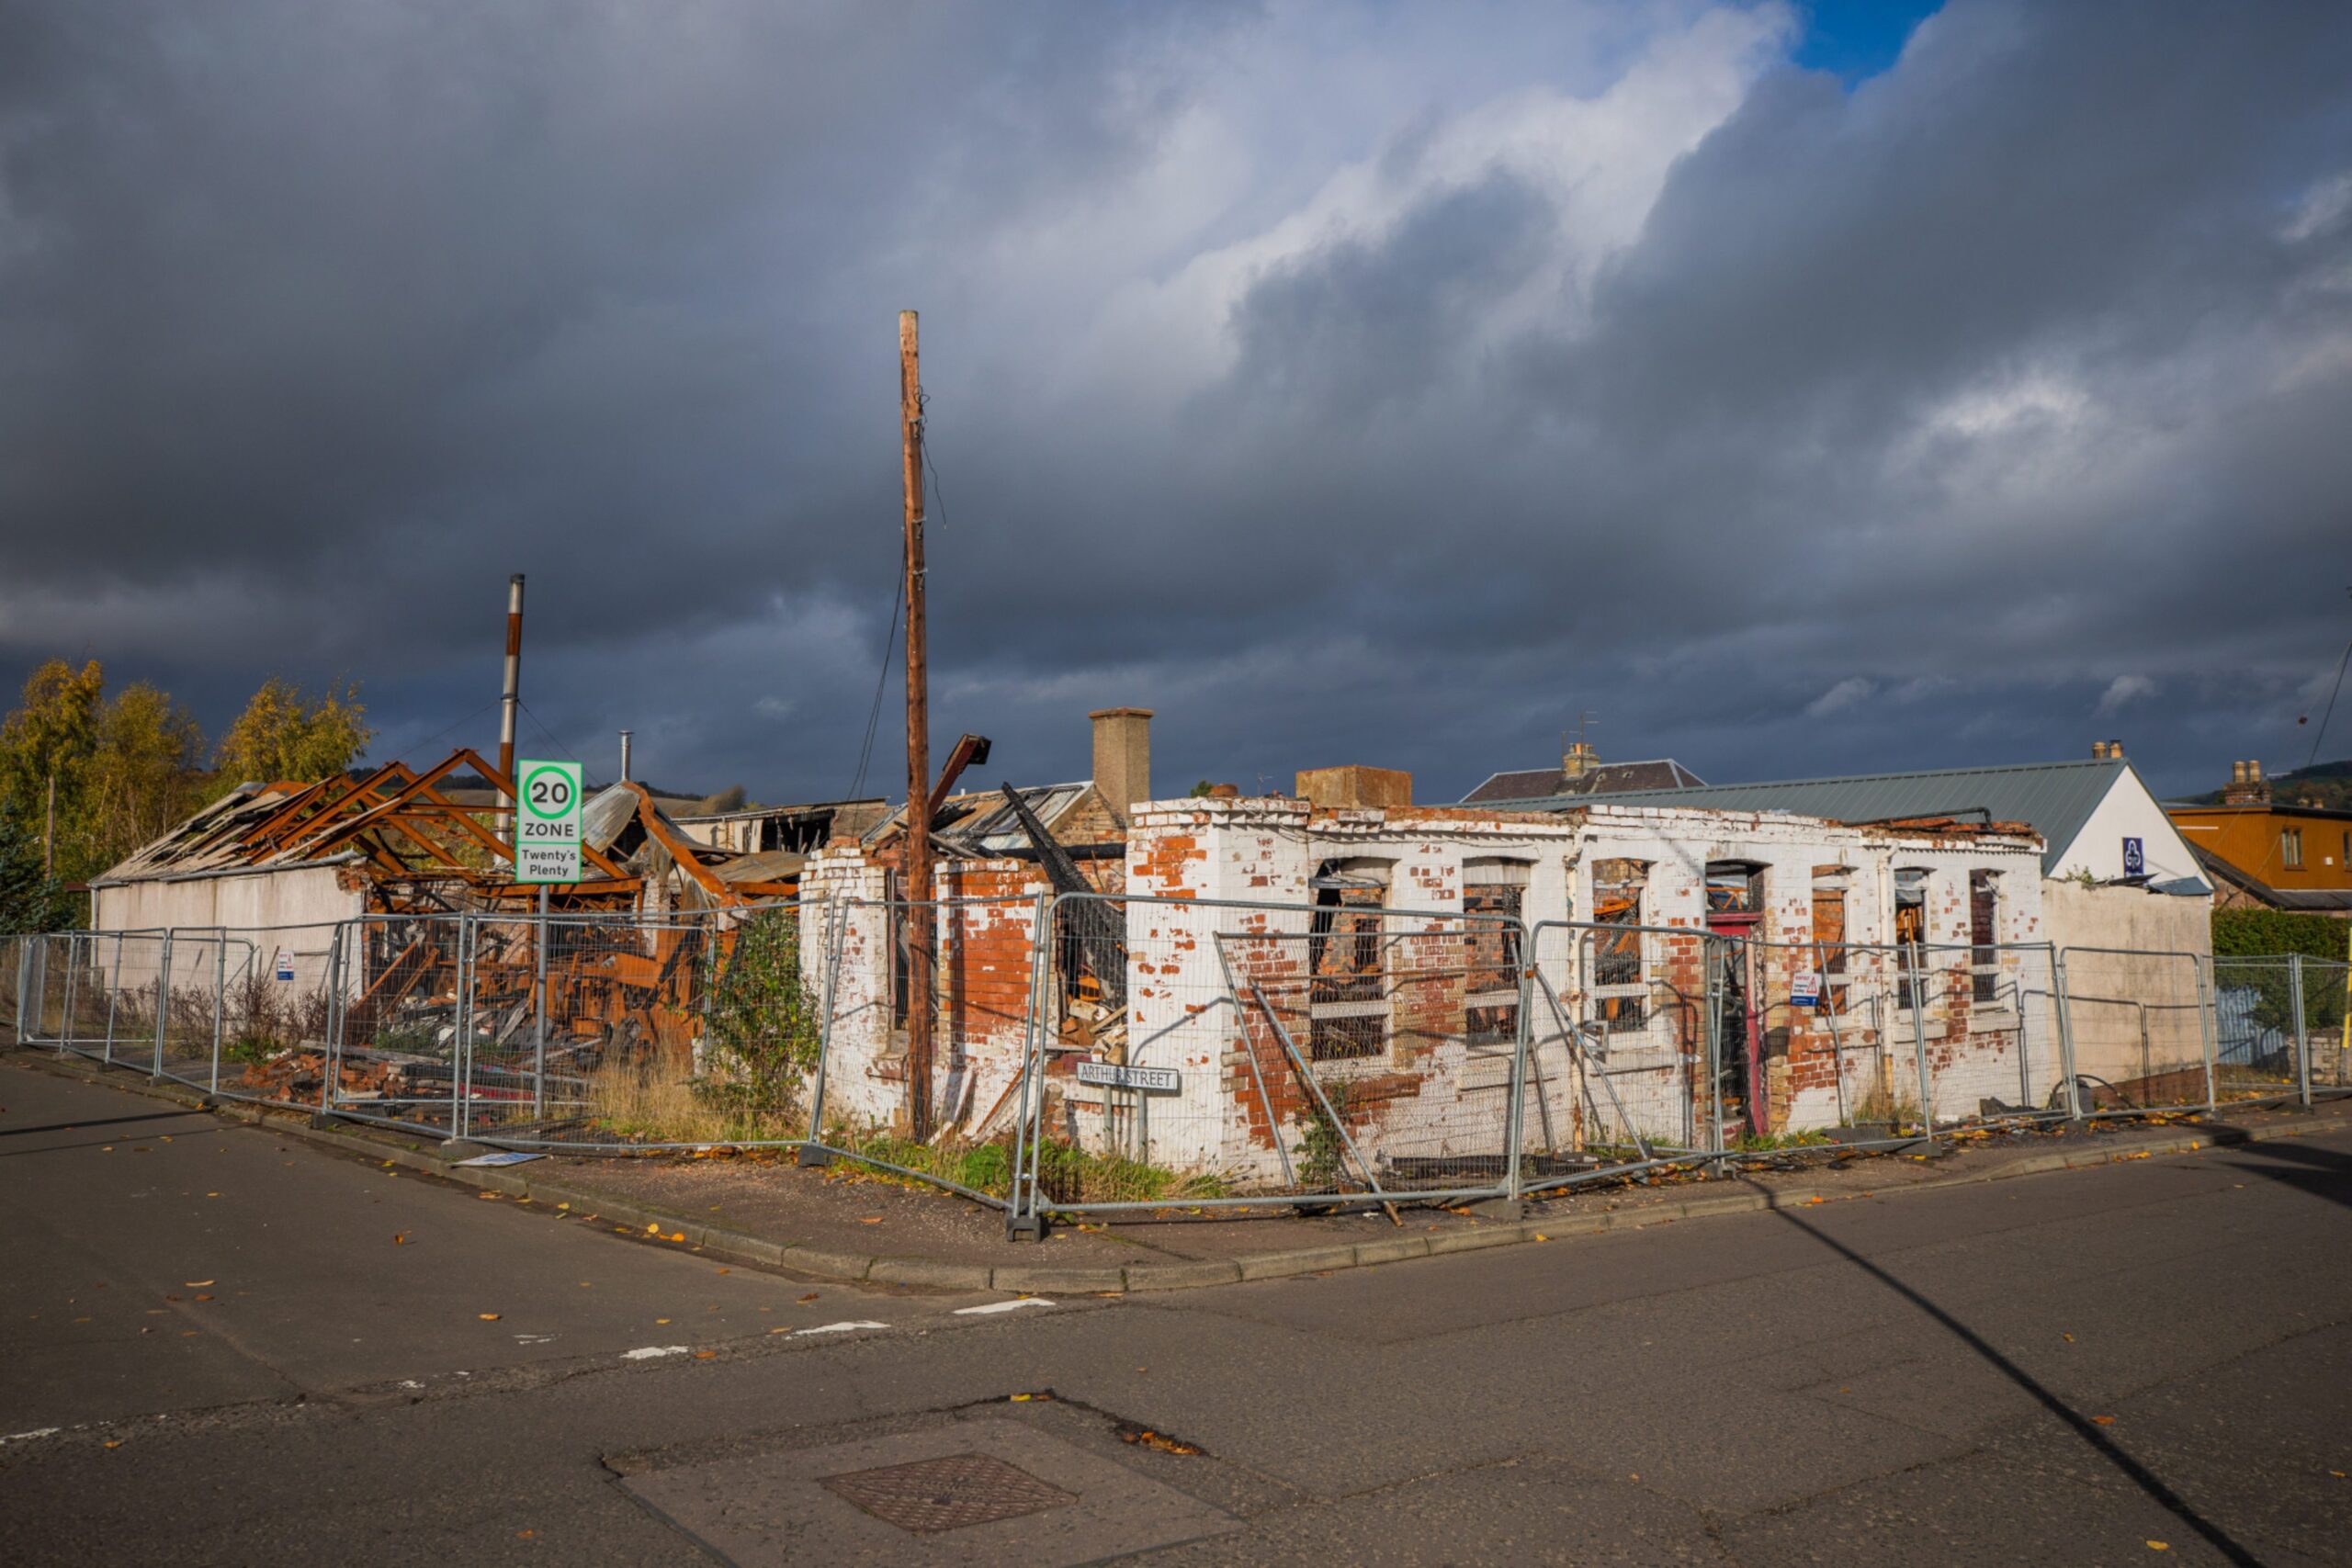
xmin=818 ymin=1451 xmax=1076 ymax=1534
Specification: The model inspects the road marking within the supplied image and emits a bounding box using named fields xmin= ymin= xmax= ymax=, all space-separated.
xmin=954 ymin=1299 xmax=1057 ymax=1315
xmin=4 ymin=1428 xmax=61 ymax=1443
xmin=797 ymin=1321 xmax=889 ymax=1336
xmin=621 ymin=1345 xmax=691 ymax=1360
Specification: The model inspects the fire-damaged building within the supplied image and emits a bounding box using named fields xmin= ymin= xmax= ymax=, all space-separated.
xmin=797 ymin=710 xmax=2054 ymax=1188
xmin=84 ymin=748 xmax=800 ymax=1114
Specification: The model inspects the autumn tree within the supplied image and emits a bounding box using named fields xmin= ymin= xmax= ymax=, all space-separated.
xmin=210 ymin=677 xmax=373 ymax=793
xmin=86 ymin=682 xmax=206 ymax=867
xmin=0 ymin=813 xmax=66 ymax=933
xmin=0 ymin=660 xmax=105 ymax=878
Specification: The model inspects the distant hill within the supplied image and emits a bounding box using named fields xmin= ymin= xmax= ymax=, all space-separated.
xmin=2179 ymin=758 xmax=2352 ymax=810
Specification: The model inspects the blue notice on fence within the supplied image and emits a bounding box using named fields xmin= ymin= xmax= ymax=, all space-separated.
xmin=452 ymin=1150 xmax=545 ymax=1167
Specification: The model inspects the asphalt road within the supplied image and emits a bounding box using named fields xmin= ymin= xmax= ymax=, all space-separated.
xmin=4 ymin=1057 xmax=2349 ymax=1565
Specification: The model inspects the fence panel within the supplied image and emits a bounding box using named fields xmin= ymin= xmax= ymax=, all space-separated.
xmin=1517 ymin=920 xmax=1725 ymax=1190
xmin=2210 ymin=956 xmax=2309 ymax=1109
xmin=798 ymin=895 xmax=1042 ymax=1205
xmin=2058 ymin=946 xmax=2212 ymax=1117
xmin=456 ymin=905 xmax=818 ymax=1153
xmin=325 ymin=914 xmax=466 ymax=1134
xmin=2291 ymin=957 xmax=2350 ymax=1100
xmin=1010 ymin=892 xmax=1529 ymax=1218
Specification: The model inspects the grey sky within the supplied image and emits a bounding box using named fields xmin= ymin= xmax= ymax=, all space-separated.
xmin=3 ymin=1 xmax=2347 ymax=803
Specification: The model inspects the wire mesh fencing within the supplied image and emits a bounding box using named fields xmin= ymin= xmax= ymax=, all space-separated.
xmin=2297 ymin=958 xmax=2352 ymax=1098
xmin=797 ymin=894 xmax=1046 ymax=1206
xmin=1516 ymin=920 xmax=1726 ymax=1191
xmin=2057 ymin=946 xmax=2214 ymax=1117
xmin=1006 ymin=892 xmax=1536 ymax=1219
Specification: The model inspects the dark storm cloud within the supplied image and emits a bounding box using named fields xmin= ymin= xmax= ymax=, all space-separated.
xmin=2 ymin=1 xmax=2348 ymax=804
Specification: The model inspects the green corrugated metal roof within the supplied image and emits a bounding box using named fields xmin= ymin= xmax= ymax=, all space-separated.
xmin=1487 ymin=757 xmax=2133 ymax=874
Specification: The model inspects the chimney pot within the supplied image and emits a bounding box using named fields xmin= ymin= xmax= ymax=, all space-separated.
xmin=2248 ymin=759 xmax=2263 ymax=782
xmin=1089 ymin=707 xmax=1153 ymax=826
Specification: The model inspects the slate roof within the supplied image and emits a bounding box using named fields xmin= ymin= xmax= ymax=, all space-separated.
xmin=1489 ymin=758 xmax=2137 ymax=875
xmin=1463 ymin=758 xmax=1705 ymax=804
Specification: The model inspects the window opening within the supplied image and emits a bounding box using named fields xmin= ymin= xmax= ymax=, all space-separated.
xmin=1810 ymin=865 xmax=1851 ymax=1012
xmin=1894 ymin=867 xmax=1929 ymax=1010
xmin=1704 ymin=863 xmax=1764 ymax=917
xmin=1463 ymin=860 xmax=1527 ymax=1046
xmin=2282 ymin=828 xmax=2303 ymax=870
xmin=1968 ymin=869 xmax=2000 ymax=1005
xmin=1590 ymin=858 xmax=1649 ymax=1028
xmin=1307 ymin=860 xmax=1389 ymax=1061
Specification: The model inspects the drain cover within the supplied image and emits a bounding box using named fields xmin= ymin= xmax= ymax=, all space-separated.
xmin=818 ymin=1452 xmax=1076 ymax=1534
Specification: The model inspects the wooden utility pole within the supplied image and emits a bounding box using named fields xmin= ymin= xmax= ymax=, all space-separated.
xmin=899 ymin=309 xmax=936 ymax=1141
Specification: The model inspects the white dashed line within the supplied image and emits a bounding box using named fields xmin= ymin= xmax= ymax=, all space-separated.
xmin=797 ymin=1320 xmax=889 ymax=1336
xmin=621 ymin=1345 xmax=691 ymax=1360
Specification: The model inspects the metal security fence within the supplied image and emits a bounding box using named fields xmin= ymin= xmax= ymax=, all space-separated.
xmin=1007 ymin=892 xmax=1537 ymax=1222
xmin=797 ymin=894 xmax=1046 ymax=1208
xmin=2056 ymin=947 xmax=2213 ymax=1118
xmin=18 ymin=902 xmax=2348 ymax=1228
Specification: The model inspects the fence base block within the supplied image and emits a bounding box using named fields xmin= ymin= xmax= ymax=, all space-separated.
xmin=1003 ymin=1210 xmax=1047 ymax=1244
xmin=438 ymin=1138 xmax=492 ymax=1161
xmin=1465 ymin=1197 xmax=1524 ymax=1222
xmin=794 ymin=1143 xmax=831 ymax=1168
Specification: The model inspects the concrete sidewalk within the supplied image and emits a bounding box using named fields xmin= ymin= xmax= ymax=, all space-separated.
xmin=14 ymin=1047 xmax=2342 ymax=1296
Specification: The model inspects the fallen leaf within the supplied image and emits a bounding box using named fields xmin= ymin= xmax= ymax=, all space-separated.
xmin=797 ymin=1292 xmax=820 ymax=1303
xmin=193 ymin=1294 xmax=213 ymax=1303
xmin=104 ymin=1440 xmax=121 ymax=1450
xmin=185 ymin=1280 xmax=214 ymax=1288
xmin=646 ymin=1223 xmax=661 ymax=1234
xmin=1532 ymin=1233 xmax=1549 ymax=1242
xmin=2063 ymin=1333 xmax=2075 ymax=1342
xmin=516 ymin=1529 xmax=535 ymax=1540
xmin=2147 ymin=1543 xmax=2169 ymax=1552
xmin=715 ymin=1268 xmax=730 ymax=1275
xmin=857 ymin=1216 xmax=883 ymax=1225
xmin=393 ymin=1235 xmax=407 ymax=1246
xmin=1010 ymin=1393 xmax=1033 ymax=1402
xmin=479 ymin=1313 xmax=503 ymax=1322
xmin=206 ymin=1192 xmax=220 ymax=1198
xmin=656 ymin=1318 xmax=672 ymax=1325
xmin=2092 ymin=1416 xmax=2116 ymax=1426
xmin=694 ymin=1350 xmax=717 ymax=1359
xmin=768 ymin=1326 xmax=789 ymax=1334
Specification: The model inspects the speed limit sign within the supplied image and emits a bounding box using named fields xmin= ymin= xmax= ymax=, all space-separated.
xmin=514 ymin=759 xmax=583 ymax=884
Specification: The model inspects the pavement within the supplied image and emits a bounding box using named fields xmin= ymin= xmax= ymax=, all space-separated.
xmin=5 ymin=1054 xmax=2352 ymax=1564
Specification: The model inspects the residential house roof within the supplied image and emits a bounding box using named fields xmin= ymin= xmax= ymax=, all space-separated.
xmin=1463 ymin=758 xmax=1705 ymax=804
xmin=1488 ymin=757 xmax=2149 ymax=878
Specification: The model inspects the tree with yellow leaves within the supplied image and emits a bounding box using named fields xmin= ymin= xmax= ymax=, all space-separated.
xmin=209 ymin=677 xmax=374 ymax=795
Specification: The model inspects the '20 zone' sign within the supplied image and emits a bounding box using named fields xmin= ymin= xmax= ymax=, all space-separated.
xmin=514 ymin=759 xmax=582 ymax=885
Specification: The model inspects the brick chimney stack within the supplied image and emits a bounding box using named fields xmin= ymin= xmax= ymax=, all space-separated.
xmin=1090 ymin=707 xmax=1153 ymax=826
xmin=2222 ymin=760 xmax=2270 ymax=806
xmin=1563 ymin=740 xmax=1597 ymax=777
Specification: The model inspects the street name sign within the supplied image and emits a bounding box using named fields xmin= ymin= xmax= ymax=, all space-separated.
xmin=514 ymin=759 xmax=583 ymax=884
xmin=1076 ymin=1060 xmax=1181 ymax=1093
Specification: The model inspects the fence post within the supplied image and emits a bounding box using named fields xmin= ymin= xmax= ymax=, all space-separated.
xmin=2197 ymin=954 xmax=2218 ymax=1117
xmin=12 ymin=936 xmax=28 ymax=1043
xmin=312 ymin=924 xmax=345 ymax=1128
xmin=2052 ymin=947 xmax=2083 ymax=1122
xmin=453 ymin=911 xmax=473 ymax=1143
xmin=102 ymin=932 xmax=123 ymax=1066
xmin=2289 ymin=954 xmax=2312 ymax=1111
xmin=1502 ymin=917 xmax=1532 ymax=1207
xmin=150 ymin=930 xmax=173 ymax=1079
xmin=798 ymin=896 xmax=847 ymax=1168
xmin=1704 ymin=935 xmax=1727 ymax=1172
xmin=210 ymin=935 xmax=226 ymax=1099
xmin=1002 ymin=890 xmax=1053 ymax=1241
xmin=59 ymin=931 xmax=81 ymax=1055
xmin=1907 ymin=942 xmax=1934 ymax=1140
